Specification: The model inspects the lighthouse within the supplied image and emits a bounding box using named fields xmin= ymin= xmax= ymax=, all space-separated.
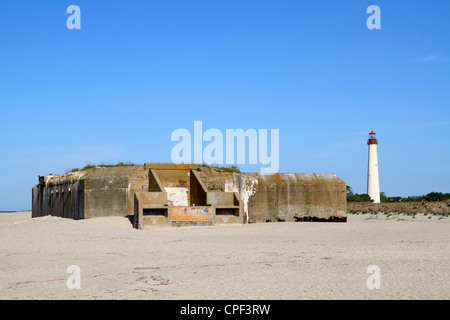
xmin=367 ymin=130 xmax=380 ymax=203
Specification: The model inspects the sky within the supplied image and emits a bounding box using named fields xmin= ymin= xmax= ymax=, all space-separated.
xmin=0 ymin=0 xmax=449 ymax=210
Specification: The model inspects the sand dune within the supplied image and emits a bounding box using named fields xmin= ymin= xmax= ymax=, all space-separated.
xmin=0 ymin=211 xmax=449 ymax=300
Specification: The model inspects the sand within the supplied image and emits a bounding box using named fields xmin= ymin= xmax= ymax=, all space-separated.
xmin=0 ymin=211 xmax=449 ymax=300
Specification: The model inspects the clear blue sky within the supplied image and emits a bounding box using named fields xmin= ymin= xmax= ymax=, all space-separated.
xmin=1 ymin=0 xmax=449 ymax=210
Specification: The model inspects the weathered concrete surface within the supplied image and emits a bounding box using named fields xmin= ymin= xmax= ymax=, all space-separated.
xmin=32 ymin=171 xmax=86 ymax=219
xmin=247 ymin=173 xmax=346 ymax=222
xmin=32 ymin=166 xmax=147 ymax=219
xmin=32 ymin=164 xmax=346 ymax=225
xmin=195 ymin=168 xmax=347 ymax=223
xmin=134 ymin=191 xmax=169 ymax=228
xmin=84 ymin=166 xmax=145 ymax=218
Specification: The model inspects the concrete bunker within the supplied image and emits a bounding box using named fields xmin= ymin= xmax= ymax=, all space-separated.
xmin=32 ymin=163 xmax=347 ymax=227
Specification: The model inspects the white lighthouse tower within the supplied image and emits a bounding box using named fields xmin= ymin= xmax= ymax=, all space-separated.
xmin=367 ymin=130 xmax=380 ymax=203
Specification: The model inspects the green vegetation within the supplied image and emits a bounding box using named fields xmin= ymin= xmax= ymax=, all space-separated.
xmin=63 ymin=162 xmax=240 ymax=175
xmin=66 ymin=161 xmax=137 ymax=173
xmin=347 ymin=185 xmax=449 ymax=203
xmin=380 ymin=191 xmax=450 ymax=202
xmin=346 ymin=186 xmax=373 ymax=202
xmin=198 ymin=163 xmax=241 ymax=173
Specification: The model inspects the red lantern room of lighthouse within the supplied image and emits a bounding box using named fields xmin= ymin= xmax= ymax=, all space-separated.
xmin=367 ymin=131 xmax=378 ymax=145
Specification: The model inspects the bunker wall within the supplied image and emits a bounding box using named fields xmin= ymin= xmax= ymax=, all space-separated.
xmin=248 ymin=173 xmax=346 ymax=222
xmin=83 ymin=166 xmax=143 ymax=218
xmin=32 ymin=176 xmax=85 ymax=219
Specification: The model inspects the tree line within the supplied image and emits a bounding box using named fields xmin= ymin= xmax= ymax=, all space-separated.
xmin=346 ymin=186 xmax=450 ymax=203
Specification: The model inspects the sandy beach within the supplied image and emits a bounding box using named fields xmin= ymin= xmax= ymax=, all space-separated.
xmin=0 ymin=211 xmax=449 ymax=300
